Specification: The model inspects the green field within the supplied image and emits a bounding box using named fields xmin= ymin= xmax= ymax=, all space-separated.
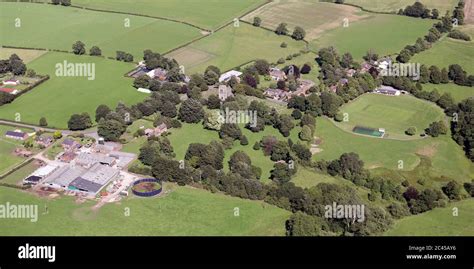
xmin=385 ymin=199 xmax=474 ymax=236
xmin=0 ymin=160 xmax=38 ymax=185
xmin=0 ymin=183 xmax=290 ymax=236
xmin=412 ymin=26 xmax=474 ymax=75
xmin=0 ymin=52 xmax=145 ymax=129
xmin=422 ymin=83 xmax=474 ymax=103
xmin=167 ymin=23 xmax=307 ymax=74
xmin=345 ymin=0 xmax=458 ymax=14
xmin=73 ymin=0 xmax=266 ymax=30
xmin=0 ymin=2 xmax=200 ymax=58
xmin=243 ymin=0 xmax=367 ymax=40
xmin=313 ymin=14 xmax=435 ymax=60
xmin=335 ymin=94 xmax=445 ymax=139
xmin=314 ymin=117 xmax=474 ymax=181
xmin=0 ymin=124 xmax=34 ymax=175
xmin=0 ymin=48 xmax=46 ymax=63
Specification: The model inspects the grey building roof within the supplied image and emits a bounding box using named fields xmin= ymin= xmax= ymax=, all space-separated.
xmin=43 ymin=166 xmax=86 ymax=187
xmin=69 ymin=177 xmax=103 ymax=194
xmin=5 ymin=131 xmax=26 ymax=138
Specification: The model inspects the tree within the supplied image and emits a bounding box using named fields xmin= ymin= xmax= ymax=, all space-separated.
xmin=207 ymin=94 xmax=221 ymax=109
xmin=51 ymin=0 xmax=61 ymax=4
xmin=72 ymin=41 xmax=86 ymax=55
xmin=425 ymin=121 xmax=448 ymax=137
xmin=219 ymin=123 xmax=242 ymax=140
xmin=178 ymin=99 xmax=204 ymax=123
xmin=53 ymin=131 xmax=62 ymax=139
xmin=292 ymin=144 xmax=312 ymax=161
xmin=405 ymin=126 xmax=417 ymax=136
xmin=95 ymin=104 xmax=111 ymax=123
xmin=449 ymin=64 xmax=468 ymax=85
xmin=253 ymin=17 xmax=262 ymax=27
xmin=440 ymin=68 xmax=450 ymax=83
xmin=240 ymin=135 xmax=249 ymax=146
xmin=275 ymin=114 xmax=295 ymax=137
xmin=39 ymin=117 xmax=48 ymax=127
xmin=396 ymin=49 xmax=411 ymax=63
xmin=291 ymin=26 xmax=306 ymax=40
xmin=271 ymin=162 xmax=295 ymax=184
xmin=203 ymin=111 xmax=222 ymax=131
xmin=286 ymin=212 xmax=322 ymax=236
xmin=204 ymin=70 xmax=219 ymax=85
xmin=8 ymin=55 xmax=26 ymax=75
xmin=161 ymin=101 xmax=177 ymax=118
xmin=89 ymin=46 xmax=102 ymax=56
xmin=61 ymin=0 xmax=71 ymax=6
xmin=299 ymin=125 xmax=313 ymax=142
xmin=26 ymin=69 xmax=36 ymax=78
xmin=275 ymin=23 xmax=289 ymax=35
xmin=442 ymin=180 xmax=462 ymax=200
xmin=97 ymin=118 xmax=126 ymax=142
xmin=254 ymin=59 xmax=270 ymax=75
xmin=437 ymin=93 xmax=454 ymax=109
xmin=270 ymin=141 xmax=290 ymax=161
xmin=139 ymin=141 xmax=161 ymax=166
xmin=300 ymin=63 xmax=312 ymax=74
xmin=429 ymin=65 xmax=442 ymax=84
xmin=431 ymin=9 xmax=439 ymax=19
xmin=67 ymin=113 xmax=92 ymax=131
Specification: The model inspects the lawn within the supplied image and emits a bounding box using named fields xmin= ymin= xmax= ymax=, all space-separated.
xmin=313 ymin=14 xmax=435 ymax=60
xmin=345 ymin=0 xmax=458 ymax=14
xmin=72 ymin=0 xmax=266 ymax=30
xmin=0 ymin=183 xmax=290 ymax=236
xmin=385 ymin=199 xmax=474 ymax=236
xmin=422 ymin=83 xmax=474 ymax=103
xmin=243 ymin=0 xmax=368 ymax=40
xmin=0 ymin=52 xmax=146 ymax=129
xmin=0 ymin=124 xmax=34 ymax=175
xmin=412 ymin=26 xmax=474 ymax=75
xmin=314 ymin=117 xmax=474 ymax=181
xmin=0 ymin=160 xmax=39 ymax=185
xmin=0 ymin=48 xmax=47 ymax=63
xmin=166 ymin=23 xmax=307 ymax=74
xmin=335 ymin=94 xmax=445 ymax=139
xmin=0 ymin=2 xmax=200 ymax=59
xmin=291 ymin=167 xmax=342 ymax=189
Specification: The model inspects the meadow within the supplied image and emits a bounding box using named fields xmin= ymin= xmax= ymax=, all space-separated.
xmin=72 ymin=0 xmax=266 ymax=30
xmin=166 ymin=23 xmax=307 ymax=74
xmin=0 ymin=2 xmax=200 ymax=59
xmin=0 ymin=183 xmax=290 ymax=236
xmin=385 ymin=199 xmax=474 ymax=236
xmin=345 ymin=0 xmax=458 ymax=14
xmin=314 ymin=117 xmax=474 ymax=181
xmin=242 ymin=0 xmax=367 ymax=40
xmin=0 ymin=52 xmax=145 ymax=129
xmin=412 ymin=26 xmax=474 ymax=74
xmin=313 ymin=14 xmax=435 ymax=60
xmin=0 ymin=48 xmax=46 ymax=63
xmin=335 ymin=94 xmax=445 ymax=139
xmin=422 ymin=83 xmax=474 ymax=103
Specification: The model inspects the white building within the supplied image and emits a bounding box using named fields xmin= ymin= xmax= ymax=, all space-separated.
xmin=219 ymin=70 xmax=242 ymax=83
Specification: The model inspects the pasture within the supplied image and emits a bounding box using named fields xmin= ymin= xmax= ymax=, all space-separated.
xmin=345 ymin=0 xmax=458 ymax=14
xmin=242 ymin=0 xmax=367 ymax=40
xmin=0 ymin=124 xmax=34 ymax=175
xmin=422 ymin=83 xmax=474 ymax=103
xmin=0 ymin=52 xmax=145 ymax=129
xmin=72 ymin=0 xmax=266 ymax=30
xmin=412 ymin=26 xmax=474 ymax=74
xmin=335 ymin=94 xmax=445 ymax=139
xmin=313 ymin=14 xmax=435 ymax=60
xmin=0 ymin=2 xmax=200 ymax=59
xmin=167 ymin=23 xmax=307 ymax=74
xmin=314 ymin=117 xmax=474 ymax=181
xmin=0 ymin=48 xmax=46 ymax=63
xmin=385 ymin=199 xmax=474 ymax=236
xmin=0 ymin=183 xmax=290 ymax=236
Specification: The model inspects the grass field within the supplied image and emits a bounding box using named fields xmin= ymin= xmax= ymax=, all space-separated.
xmin=242 ymin=0 xmax=367 ymax=40
xmin=0 ymin=48 xmax=46 ymax=63
xmin=335 ymin=94 xmax=445 ymax=139
xmin=412 ymin=26 xmax=474 ymax=74
xmin=0 ymin=160 xmax=38 ymax=185
xmin=0 ymin=183 xmax=290 ymax=236
xmin=422 ymin=83 xmax=474 ymax=103
xmin=313 ymin=14 xmax=435 ymax=60
xmin=0 ymin=2 xmax=200 ymax=59
xmin=314 ymin=117 xmax=474 ymax=181
xmin=291 ymin=167 xmax=342 ymax=189
xmin=345 ymin=0 xmax=458 ymax=14
xmin=73 ymin=0 xmax=266 ymax=30
xmin=0 ymin=124 xmax=34 ymax=175
xmin=0 ymin=52 xmax=145 ymax=129
xmin=167 ymin=23 xmax=307 ymax=74
xmin=385 ymin=199 xmax=474 ymax=236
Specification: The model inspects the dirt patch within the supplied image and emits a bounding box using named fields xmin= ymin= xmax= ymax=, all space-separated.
xmin=416 ymin=143 xmax=439 ymax=158
xmin=465 ymin=0 xmax=474 ymax=24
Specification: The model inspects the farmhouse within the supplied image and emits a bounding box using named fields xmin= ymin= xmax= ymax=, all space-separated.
xmin=0 ymin=88 xmax=19 ymax=95
xmin=145 ymin=123 xmax=168 ymax=138
xmin=374 ymin=86 xmax=401 ymax=96
xmin=35 ymin=136 xmax=53 ymax=147
xmin=5 ymin=130 xmax=28 ymax=140
xmin=147 ymin=68 xmax=168 ymax=81
xmin=61 ymin=139 xmax=81 ymax=150
xmin=218 ymin=85 xmax=234 ymax=101
xmin=2 ymin=79 xmax=20 ymax=86
xmin=219 ymin=70 xmax=242 ymax=83
xmin=269 ymin=67 xmax=286 ymax=81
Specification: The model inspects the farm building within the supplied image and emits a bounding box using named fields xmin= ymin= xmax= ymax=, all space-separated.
xmin=43 ymin=165 xmax=87 ymax=189
xmin=218 ymin=85 xmax=234 ymax=101
xmin=269 ymin=68 xmax=286 ymax=81
xmin=24 ymin=164 xmax=59 ymax=185
xmin=59 ymin=151 xmax=77 ymax=163
xmin=0 ymin=88 xmax=19 ymax=95
xmin=146 ymin=68 xmax=167 ymax=81
xmin=5 ymin=130 xmax=28 ymax=140
xmin=36 ymin=136 xmax=53 ymax=147
xmin=374 ymin=86 xmax=401 ymax=96
xmin=68 ymin=163 xmax=120 ymax=195
xmin=219 ymin=70 xmax=242 ymax=83
xmin=61 ymin=139 xmax=81 ymax=150
xmin=2 ymin=79 xmax=20 ymax=86
xmin=74 ymin=152 xmax=116 ymax=168
xmin=264 ymin=88 xmax=289 ymax=102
